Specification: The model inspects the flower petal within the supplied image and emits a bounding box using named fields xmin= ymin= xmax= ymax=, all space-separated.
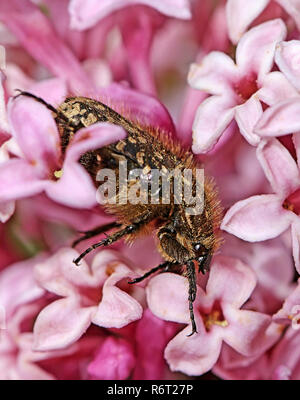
xmin=87 ymin=337 xmax=135 ymax=380
xmin=0 ymin=69 xmax=9 ymax=134
xmin=221 ymin=194 xmax=292 ymax=241
xmin=45 ymin=163 xmax=98 ymax=209
xmin=164 ymin=326 xmax=222 ymax=376
xmin=188 ymin=53 xmax=237 ymax=96
xmin=235 ymin=96 xmax=262 ymax=146
xmin=8 ymin=96 xmax=60 ymax=175
xmin=223 ymin=305 xmax=275 ymax=356
xmin=45 ymin=122 xmax=126 ymax=208
xmin=226 ymin=0 xmax=269 ymax=44
xmin=92 ymin=268 xmax=143 ymax=328
xmin=207 ymin=256 xmax=256 ymax=308
xmin=255 ymin=98 xmax=300 ymax=137
xmin=0 ymin=0 xmax=93 ymax=93
xmin=213 ymin=344 xmax=269 ymax=380
xmin=99 ymin=83 xmax=176 ymax=134
xmin=256 ymin=138 xmax=300 ymax=196
xmin=26 ymin=78 xmax=68 ymax=106
xmin=258 ymin=71 xmax=298 ymax=106
xmin=90 ymin=249 xmax=133 ymax=285
xmin=270 ymin=327 xmax=300 ymax=379
xmin=69 ymin=0 xmax=191 ymax=30
xmin=275 ymin=40 xmax=300 ymax=92
xmin=277 ymin=0 xmax=300 ymax=30
xmin=236 ymin=19 xmax=287 ymax=81
xmin=274 ymin=278 xmax=300 ymax=324
xmin=66 ymin=121 xmax=126 ymax=163
xmin=291 ymin=222 xmax=300 ymax=274
xmin=33 ymin=297 xmax=95 ymax=351
xmin=191 ymin=95 xmax=235 ymax=154
xmin=0 ymin=256 xmax=45 ymax=317
xmin=0 ymin=159 xmax=46 ymax=202
xmin=133 ymin=308 xmax=178 ymax=379
xmin=34 ymin=248 xmax=101 ymax=297
xmin=120 ymin=8 xmax=158 ymax=96
xmin=146 ymin=272 xmax=205 ymax=324
xmin=82 ymin=59 xmax=112 ymax=89
xmin=0 ymin=200 xmax=15 ymax=223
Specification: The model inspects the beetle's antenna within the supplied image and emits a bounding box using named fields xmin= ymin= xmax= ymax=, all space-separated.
xmin=14 ymin=90 xmax=57 ymax=113
xmin=14 ymin=90 xmax=69 ymax=122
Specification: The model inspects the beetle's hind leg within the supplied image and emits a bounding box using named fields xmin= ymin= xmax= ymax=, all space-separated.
xmin=72 ymin=221 xmax=121 ymax=248
xmin=73 ymin=216 xmax=152 ymax=265
xmin=73 ymin=224 xmax=134 ymax=265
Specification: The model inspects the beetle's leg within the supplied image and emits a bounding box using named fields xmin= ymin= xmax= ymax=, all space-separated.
xmin=128 ymin=261 xmax=178 ymax=284
xmin=198 ymin=253 xmax=212 ymax=274
xmin=73 ymin=224 xmax=136 ymax=265
xmin=186 ymin=260 xmax=198 ymax=337
xmin=72 ymin=221 xmax=121 ymax=248
xmin=73 ymin=213 xmax=153 ymax=265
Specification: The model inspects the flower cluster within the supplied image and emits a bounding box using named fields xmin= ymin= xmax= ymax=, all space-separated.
xmin=1 ymin=0 xmax=300 ymax=380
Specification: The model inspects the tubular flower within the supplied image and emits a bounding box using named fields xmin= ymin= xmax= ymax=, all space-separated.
xmin=188 ymin=19 xmax=287 ymax=153
xmin=146 ymin=256 xmax=280 ymax=375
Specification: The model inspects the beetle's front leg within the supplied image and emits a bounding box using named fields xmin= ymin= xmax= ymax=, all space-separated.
xmin=186 ymin=260 xmax=198 ymax=336
xmin=157 ymin=226 xmax=199 ymax=336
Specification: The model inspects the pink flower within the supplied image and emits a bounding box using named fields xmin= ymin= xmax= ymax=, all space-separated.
xmin=86 ymin=308 xmax=180 ymax=380
xmin=67 ymin=1 xmax=191 ymax=96
xmin=221 ymin=234 xmax=295 ymax=315
xmin=269 ymin=327 xmax=300 ymax=380
xmin=146 ymin=255 xmax=279 ymax=375
xmin=213 ymin=344 xmax=271 ymax=380
xmin=0 ymin=80 xmax=126 ymax=215
xmin=205 ymin=130 xmax=268 ymax=207
xmin=226 ymin=0 xmax=300 ymax=44
xmin=274 ymin=280 xmax=300 ymax=328
xmin=0 ymin=0 xmax=94 ymax=93
xmin=222 ymin=138 xmax=300 ymax=273
xmin=188 ymin=19 xmax=287 ymax=153
xmin=132 ymin=308 xmax=179 ymax=379
xmin=33 ymin=248 xmax=143 ymax=351
xmin=0 ymin=47 xmax=9 ymax=140
xmin=0 ymin=255 xmax=52 ymax=379
xmin=215 ymin=325 xmax=300 ymax=380
xmin=255 ymin=40 xmax=300 ymax=138
xmin=0 ymin=253 xmax=177 ymax=380
xmin=0 ymin=0 xmax=114 ymax=95
xmin=2 ymin=0 xmax=300 ymax=380
xmin=87 ymin=337 xmax=136 ymax=380
xmin=0 ymin=255 xmax=45 ymax=320
xmin=177 ymin=3 xmax=229 ymax=142
xmin=98 ymin=82 xmax=176 ymax=134
xmin=69 ymin=0 xmax=192 ymax=31
xmin=0 ymin=47 xmax=13 ymax=225
xmin=0 ymin=68 xmax=176 ymax=223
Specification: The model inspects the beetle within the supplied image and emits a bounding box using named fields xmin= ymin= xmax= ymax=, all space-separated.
xmin=15 ymin=91 xmax=223 ymax=335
